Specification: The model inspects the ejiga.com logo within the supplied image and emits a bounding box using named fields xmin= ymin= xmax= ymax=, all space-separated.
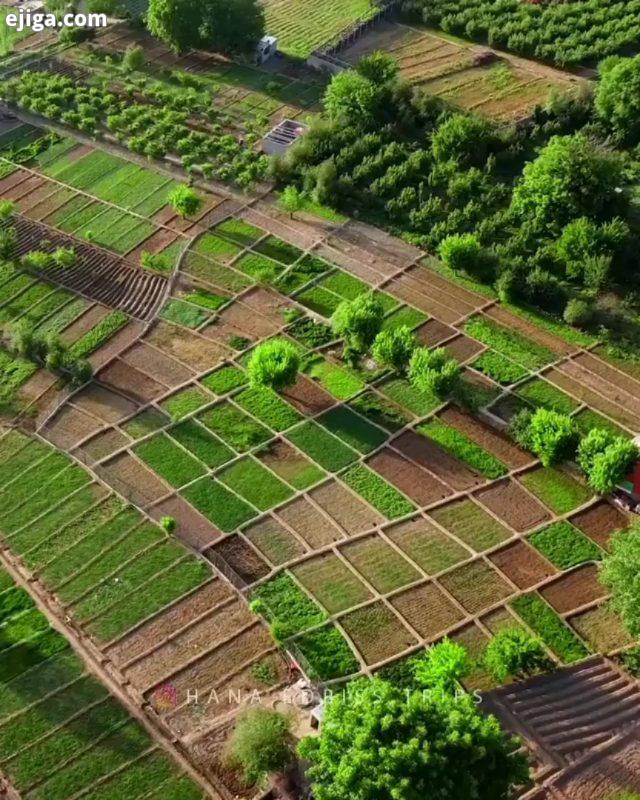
xmin=4 ymin=9 xmax=107 ymax=33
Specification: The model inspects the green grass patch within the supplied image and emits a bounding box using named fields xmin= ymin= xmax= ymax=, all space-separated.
xmin=379 ymin=377 xmax=439 ymax=417
xmin=168 ymin=420 xmax=233 ymax=468
xmin=319 ymin=271 xmax=368 ymax=300
xmin=294 ymin=624 xmax=359 ymax=680
xmin=382 ymin=305 xmax=428 ymax=331
xmin=122 ymin=408 xmax=170 ymax=440
xmin=135 ymin=433 xmax=206 ymax=488
xmin=418 ymin=419 xmax=507 ymax=479
xmin=201 ymin=365 xmax=247 ymax=395
xmin=317 ymin=405 xmax=387 ymax=453
xmin=303 ymin=356 xmax=365 ymax=400
xmin=235 ymin=385 xmax=301 ymax=431
xmin=193 ymin=233 xmax=242 ymax=263
xmin=183 ymin=288 xmax=228 ymax=310
xmin=574 ymin=408 xmax=630 ymax=439
xmin=519 ymin=467 xmax=592 ymax=514
xmin=528 ymin=521 xmax=603 ymax=569
xmin=182 ymin=477 xmax=256 ymax=531
xmin=161 ymin=386 xmax=211 ymax=422
xmin=256 ymin=442 xmax=325 ymax=491
xmin=251 ymin=573 xmax=327 ymax=639
xmin=235 ymin=252 xmax=284 ymax=283
xmin=511 ymin=593 xmax=588 ymax=662
xmin=286 ymin=315 xmax=334 ymax=348
xmin=287 ymin=421 xmax=358 ymax=472
xmin=68 ymin=310 xmax=129 ymax=359
xmin=219 ymin=457 xmax=293 ymax=510
xmin=341 ymin=464 xmax=415 ymax=519
xmin=253 ymin=235 xmax=302 ymax=265
xmin=198 ymin=401 xmax=272 ymax=451
xmin=472 ymin=351 xmax=529 ymax=385
xmin=430 ymin=499 xmax=511 ymax=552
xmin=160 ymin=299 xmax=209 ymax=329
xmin=465 ymin=316 xmax=554 ymax=371
xmin=349 ymin=391 xmax=411 ymax=432
xmin=515 ymin=378 xmax=579 ymax=414
xmin=215 ymin=218 xmax=264 ymax=246
xmin=296 ymin=285 xmax=341 ymax=317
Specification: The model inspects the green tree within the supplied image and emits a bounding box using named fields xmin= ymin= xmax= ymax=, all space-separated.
xmin=200 ymin=0 xmax=265 ymax=55
xmin=248 ymin=339 xmax=300 ymax=390
xmin=510 ymin=134 xmax=624 ymax=232
xmin=356 ymin=51 xmax=398 ymax=84
xmin=122 ymin=44 xmax=144 ymax=72
xmin=299 ymin=678 xmax=528 ymax=800
xmin=438 ymin=233 xmax=496 ymax=283
xmin=413 ymin=638 xmax=471 ymax=694
xmin=595 ymin=56 xmax=640 ymax=145
xmin=577 ymin=428 xmax=638 ymax=494
xmin=0 ymin=227 xmax=17 ymax=260
xmin=331 ymin=294 xmax=384 ymax=360
xmin=0 ymin=200 xmax=15 ymax=221
xmin=601 ymin=526 xmax=640 ymax=638
xmin=147 ymin=0 xmax=203 ymax=54
xmin=168 ymin=185 xmax=202 ymax=218
xmin=371 ymin=326 xmax=415 ymax=374
xmin=52 ymin=247 xmax=76 ymax=269
xmin=527 ymin=408 xmax=578 ymax=466
xmin=484 ymin=628 xmax=550 ymax=683
xmin=431 ymin=113 xmax=495 ymax=168
xmin=409 ymin=347 xmax=460 ymax=398
xmin=279 ymin=185 xmax=303 ymax=219
xmin=323 ymin=71 xmax=380 ymax=126
xmin=227 ymin=708 xmax=293 ymax=784
xmin=563 ymin=298 xmax=593 ymax=328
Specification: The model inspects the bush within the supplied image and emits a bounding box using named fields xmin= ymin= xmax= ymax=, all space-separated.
xmin=141 ymin=250 xmax=171 ymax=271
xmin=248 ymin=339 xmax=300 ymax=390
xmin=408 ymin=347 xmax=460 ymax=398
xmin=21 ymin=250 xmax=52 ymax=271
xmin=438 ymin=233 xmax=495 ymax=283
xmin=0 ymin=200 xmax=15 ymax=221
xmin=160 ymin=515 xmax=176 ymax=533
xmin=602 ymin=526 xmax=640 ymax=638
xmin=507 ymin=408 xmax=534 ymax=449
xmin=226 ymin=708 xmax=293 ymax=784
xmin=0 ymin=227 xmax=17 ymax=260
xmin=52 ymin=247 xmax=76 ymax=269
xmin=413 ymin=638 xmax=471 ymax=693
xmin=563 ymin=298 xmax=593 ymax=327
xmin=168 ymin=185 xmax=202 ymax=218
xmin=122 ymin=44 xmax=144 ymax=72
xmin=578 ymin=429 xmax=638 ymax=494
xmin=371 ymin=326 xmax=415 ymax=374
xmin=331 ymin=293 xmax=384 ymax=360
xmin=595 ymin=55 xmax=640 ymax=145
xmin=528 ymin=408 xmax=578 ymax=466
xmin=484 ymin=627 xmax=550 ymax=683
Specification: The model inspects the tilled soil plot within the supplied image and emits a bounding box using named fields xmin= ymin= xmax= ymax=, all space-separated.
xmin=282 ymin=374 xmax=334 ymax=416
xmin=314 ymin=242 xmax=381 ymax=284
xmin=341 ymin=602 xmax=418 ymax=665
xmin=485 ymin=305 xmax=573 ymax=357
xmin=60 ymin=304 xmax=110 ymax=343
xmin=385 ymin=273 xmax=464 ymax=324
xmin=390 ymin=581 xmax=465 ymax=640
xmin=189 ymin=720 xmax=255 ymax=799
xmin=275 ymin=496 xmax=344 ymax=548
xmin=443 ymin=334 xmax=485 ymax=363
xmin=439 ymin=560 xmax=514 ymax=615
xmin=568 ymin=605 xmax=633 ymax=653
xmin=570 ymin=501 xmax=629 ymax=550
xmin=15 ymin=181 xmax=59 ymax=213
xmin=385 ymin=516 xmax=471 ymax=575
xmin=339 ymin=220 xmax=421 ymax=269
xmin=0 ymin=168 xmax=29 ymax=194
xmin=88 ymin=321 xmax=146 ymax=372
xmin=97 ymin=359 xmax=168 ymax=404
xmin=126 ymin=597 xmax=255 ymax=690
xmin=121 ymin=341 xmax=194 ymax=387
xmin=560 ymin=360 xmax=640 ymax=428
xmin=367 ymin=447 xmax=452 ymax=506
xmin=15 ymin=369 xmax=57 ymax=405
xmin=214 ymin=299 xmax=281 ymax=339
xmin=397 ymin=266 xmax=481 ymax=317
xmin=29 ymin=187 xmax=77 ymax=221
xmin=207 ymin=535 xmax=271 ymax=584
xmin=146 ymin=321 xmax=230 ymax=372
xmin=573 ymin=352 xmax=640 ymax=400
xmin=245 ymin=515 xmax=307 ymax=566
xmin=99 ymin=451 xmax=169 ymax=506
xmin=106 ymin=579 xmax=231 ymax=666
xmin=80 ymin=427 xmax=131 ymax=462
xmin=394 ymin=429 xmax=485 ymax=492
xmin=240 ymin=286 xmax=294 ymax=326
xmin=127 ymin=228 xmax=180 ymax=264
xmin=72 ymin=383 xmax=139 ymax=424
xmin=415 ymin=318 xmax=456 ymax=347
xmin=3 ymin=173 xmax=44 ymax=201
xmin=311 ymin=480 xmax=384 ymax=535
xmin=489 ymin=541 xmax=557 ymax=590
xmin=149 ymin=494 xmax=222 ymax=550
xmin=43 ymin=404 xmax=104 ymax=450
xmin=540 ymin=565 xmax=606 ymax=615
xmin=475 ymin=479 xmax=551 ymax=531
xmin=440 ymin=406 xmax=531 ymax=469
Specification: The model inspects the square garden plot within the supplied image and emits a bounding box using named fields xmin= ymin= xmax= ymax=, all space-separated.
xmin=251 ymin=573 xmax=326 ymax=639
xmin=439 ymin=560 xmax=514 ymax=615
xmin=198 ymin=402 xmax=272 ymax=452
xmin=317 ymin=406 xmax=387 ymax=454
xmin=540 ymin=565 xmax=605 ymax=615
xmin=160 ymin=300 xmax=210 ymax=330
xmin=209 ymin=535 xmax=270 ymax=585
xmin=121 ymin=408 xmax=170 ymax=441
xmin=200 ymin=365 xmax=247 ymax=396
xmin=286 ymin=421 xmax=358 ymax=472
xmin=367 ymin=448 xmax=451 ymax=507
xmin=235 ymin=252 xmax=285 ymax=283
xmin=134 ymin=433 xmax=206 ymax=489
xmin=475 ymin=479 xmax=551 ymax=532
xmin=570 ymin=500 xmax=629 ymax=551
xmin=244 ymin=516 xmax=307 ymax=566
xmin=384 ymin=517 xmax=471 ymax=576
xmin=489 ymin=541 xmax=556 ymax=590
xmin=518 ymin=467 xmax=592 ymax=515
xmin=568 ymin=605 xmax=633 ymax=653
xmin=340 ymin=535 xmax=421 ymax=594
xmin=167 ymin=419 xmax=233 ymax=469
xmin=234 ymin=385 xmax=301 ymax=432
xmin=390 ymin=582 xmax=464 ymax=641
xmin=341 ymin=464 xmax=415 ymax=520
xmin=218 ymin=457 xmax=293 ymax=511
xmin=160 ymin=386 xmax=211 ymax=422
xmin=349 ymin=391 xmax=412 ymax=433
xmin=255 ymin=439 xmax=324 ymax=491
xmin=193 ymin=233 xmax=243 ymax=264
xmin=181 ymin=477 xmax=256 ymax=532
xmin=511 ymin=593 xmax=588 ymax=663
xmin=311 ymin=481 xmax=384 ymax=536
xmin=302 ymin=356 xmax=365 ymax=401
xmin=379 ymin=377 xmax=440 ymax=418
xmin=428 ymin=499 xmax=512 ymax=553
xmin=294 ymin=624 xmax=360 ymax=681
xmin=214 ymin=218 xmax=264 ymax=247
xmin=417 ymin=419 xmax=507 ymax=480
xmin=515 ymin=378 xmax=579 ymax=415
xmin=528 ymin=521 xmax=603 ymax=570
xmin=253 ymin=236 xmax=303 ymax=265
xmin=340 ymin=602 xmax=418 ymax=666
xmin=293 ymin=553 xmax=373 ymax=615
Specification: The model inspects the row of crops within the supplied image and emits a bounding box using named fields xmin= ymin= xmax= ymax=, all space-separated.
xmin=409 ymin=0 xmax=640 ymax=66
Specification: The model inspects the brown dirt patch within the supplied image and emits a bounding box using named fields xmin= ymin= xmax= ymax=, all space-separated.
xmin=244 ymin=515 xmax=307 ymax=566
xmin=485 ymin=305 xmax=573 ymax=356
xmin=489 ymin=541 xmax=557 ymax=589
xmin=275 ymin=496 xmax=344 ymax=548
xmin=121 ymin=341 xmax=194 ymax=387
xmin=72 ymin=383 xmax=139 ymax=424
xmin=475 ymin=479 xmax=551 ymax=531
xmin=390 ymin=581 xmax=464 ymax=640
xmin=282 ymin=374 xmax=334 ymax=415
xmin=540 ymin=565 xmax=606 ymax=614
xmin=80 ymin=427 xmax=131 ymax=462
xmin=341 ymin=602 xmax=418 ymax=665
xmin=127 ymin=229 xmax=179 ymax=265
xmin=43 ymin=404 xmax=104 ymax=450
xmin=214 ymin=299 xmax=280 ymax=339
xmin=415 ymin=318 xmax=456 ymax=347
xmin=384 ymin=516 xmax=471 ymax=575
xmin=97 ymin=359 xmax=167 ymax=404
xmin=439 ymin=559 xmax=514 ymax=615
xmin=0 ymin=169 xmax=29 ymax=194
xmin=367 ymin=447 xmax=451 ymax=506
xmin=189 ymin=720 xmax=255 ymax=799
xmin=568 ymin=605 xmax=633 ymax=654
xmin=126 ymin=598 xmax=255 ymax=690
xmin=394 ymin=429 xmax=485 ymax=492
xmin=4 ymin=174 xmax=44 ymax=201
xmin=207 ymin=535 xmax=270 ymax=584
xmin=444 ymin=334 xmax=485 ymax=363
xmin=573 ymin=352 xmax=640 ymax=401
xmin=440 ymin=406 xmax=531 ymax=469
xmin=311 ymin=480 xmax=384 ymax=535
xmin=29 ymin=187 xmax=76 ymax=221
xmin=570 ymin=501 xmax=630 ymax=551
xmin=256 ymin=439 xmax=322 ymax=491
xmin=89 ymin=321 xmax=145 ymax=372
xmin=559 ymin=360 xmax=640 ymax=428
xmin=240 ymin=286 xmax=294 ymax=324
xmin=106 ymin=579 xmax=233 ymax=666
xmin=146 ymin=321 xmax=230 ymax=371
xmin=15 ymin=181 xmax=58 ymax=213
xmin=16 ymin=368 xmax=57 ymax=404
xmin=386 ymin=273 xmax=463 ymax=324
xmin=149 ymin=494 xmax=222 ymax=550
xmin=99 ymin=452 xmax=169 ymax=506
xmin=60 ymin=304 xmax=109 ymax=343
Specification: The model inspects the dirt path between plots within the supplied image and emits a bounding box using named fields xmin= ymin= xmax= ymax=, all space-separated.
xmin=0 ymin=543 xmax=222 ymax=799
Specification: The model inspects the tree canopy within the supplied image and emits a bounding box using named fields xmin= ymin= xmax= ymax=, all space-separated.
xmin=484 ymin=628 xmax=549 ymax=683
xmin=299 ymin=678 xmax=528 ymax=800
xmin=227 ymin=708 xmax=293 ymax=784
xmin=595 ymin=56 xmax=640 ymax=145
xmin=527 ymin=408 xmax=578 ymax=467
xmin=372 ymin=326 xmax=415 ymax=374
xmin=601 ymin=526 xmax=640 ymax=639
xmin=248 ymin=339 xmax=300 ymax=390
xmin=332 ymin=294 xmax=384 ymax=360
xmin=409 ymin=347 xmax=460 ymax=398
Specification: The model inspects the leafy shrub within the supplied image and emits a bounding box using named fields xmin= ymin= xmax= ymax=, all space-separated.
xmin=563 ymin=298 xmax=593 ymax=327
xmin=168 ymin=185 xmax=202 ymax=218
xmin=577 ymin=428 xmax=639 ymax=494
xmin=247 ymin=339 xmax=300 ymax=390
xmin=409 ymin=347 xmax=460 ymax=398
xmin=332 ymin=293 xmax=384 ymax=360
xmin=438 ymin=233 xmax=495 ymax=282
xmin=528 ymin=408 xmax=578 ymax=466
xmin=413 ymin=638 xmax=470 ymax=693
xmin=371 ymin=326 xmax=415 ymax=374
xmin=226 ymin=708 xmax=293 ymax=784
xmin=484 ymin=628 xmax=550 ymax=683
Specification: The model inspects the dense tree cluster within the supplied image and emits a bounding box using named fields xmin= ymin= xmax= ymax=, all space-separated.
xmin=403 ymin=0 xmax=640 ymax=66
